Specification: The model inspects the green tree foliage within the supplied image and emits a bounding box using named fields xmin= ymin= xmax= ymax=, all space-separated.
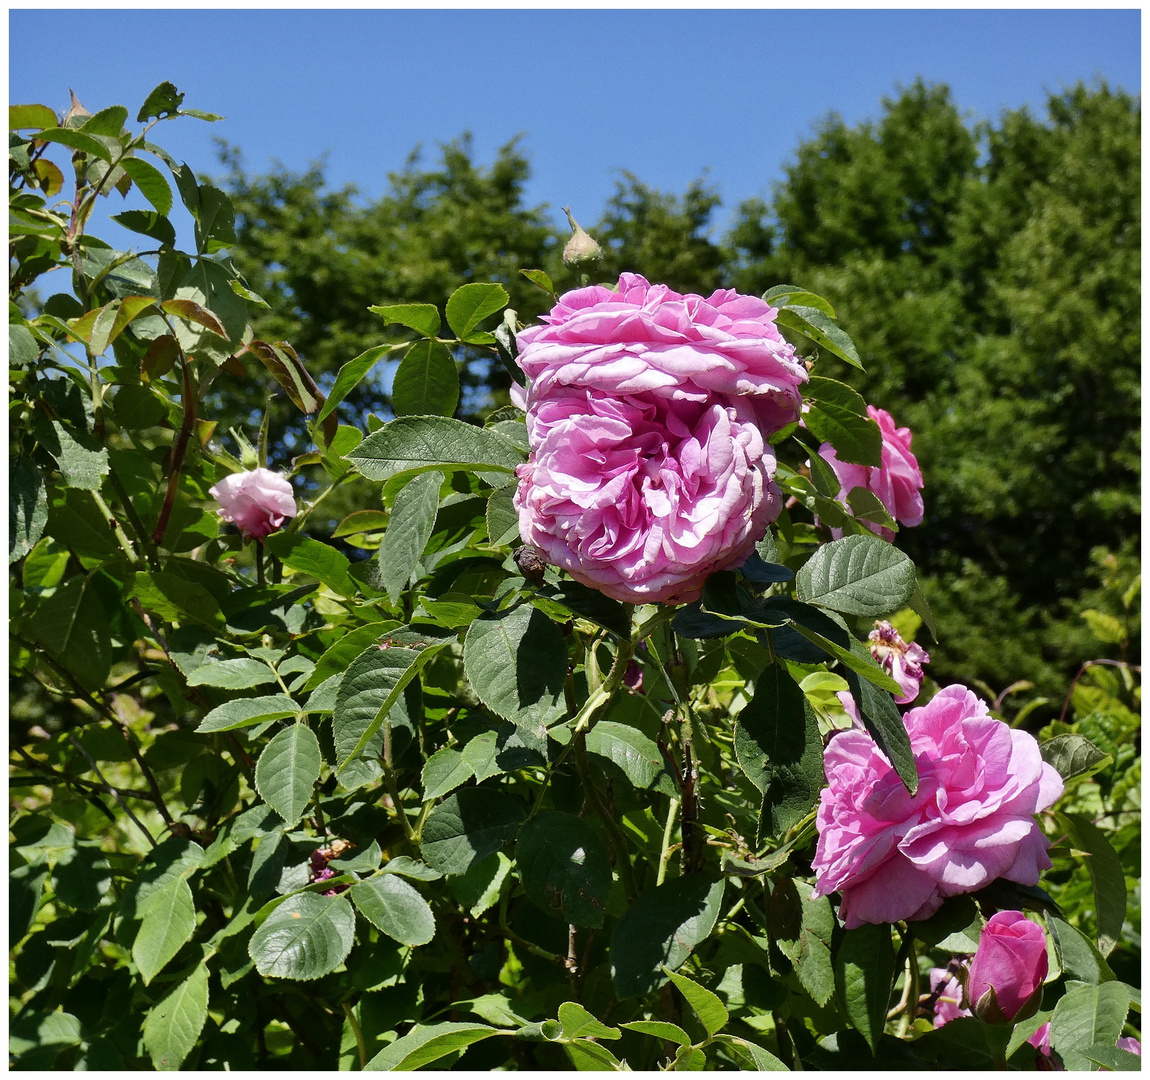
xmin=218 ymin=135 xmax=557 ymax=439
xmin=728 ymin=80 xmax=1140 ymax=694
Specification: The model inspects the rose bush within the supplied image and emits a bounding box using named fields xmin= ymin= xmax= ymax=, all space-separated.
xmin=513 ymin=273 xmax=806 ymax=603
xmin=811 ymin=685 xmax=1064 ymax=927
xmin=817 ymin=404 xmax=924 ymax=540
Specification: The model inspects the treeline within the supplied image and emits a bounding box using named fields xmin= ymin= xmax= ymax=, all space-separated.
xmin=215 ymin=79 xmax=1140 ymax=705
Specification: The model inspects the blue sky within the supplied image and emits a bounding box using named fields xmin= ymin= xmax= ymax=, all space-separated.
xmin=9 ymin=8 xmax=1142 ymax=236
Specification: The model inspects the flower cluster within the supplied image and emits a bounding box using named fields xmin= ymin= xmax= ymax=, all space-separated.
xmin=513 ymin=274 xmax=807 ymax=604
xmin=818 ymin=404 xmax=924 ymax=540
xmin=209 ymin=467 xmax=296 ymax=540
xmin=811 ymin=685 xmax=1063 ymax=927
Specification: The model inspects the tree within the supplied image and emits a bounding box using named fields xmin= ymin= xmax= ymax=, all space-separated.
xmin=726 ymin=79 xmax=1140 ymax=695
xmin=215 ymin=135 xmax=559 ymax=444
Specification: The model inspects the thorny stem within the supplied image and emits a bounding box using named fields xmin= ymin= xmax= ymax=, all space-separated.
xmin=151 ymin=353 xmax=198 ymax=548
xmin=65 ymin=732 xmax=156 ymax=846
xmin=16 ymin=635 xmax=174 ymax=824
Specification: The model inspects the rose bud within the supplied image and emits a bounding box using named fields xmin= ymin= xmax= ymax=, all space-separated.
xmin=967 ymin=910 xmax=1049 ymax=1023
xmin=209 ymin=467 xmax=296 ymax=541
xmin=561 ymin=206 xmax=602 ymax=268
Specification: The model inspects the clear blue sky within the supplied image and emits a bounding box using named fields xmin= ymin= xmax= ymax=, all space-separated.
xmin=9 ymin=8 xmax=1142 ymax=235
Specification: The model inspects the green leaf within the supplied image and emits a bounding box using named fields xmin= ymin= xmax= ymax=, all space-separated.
xmin=187 ymin=657 xmax=278 ymax=690
xmin=611 ymin=875 xmax=725 ymax=999
xmin=734 ymin=664 xmax=823 ymax=835
xmin=664 ymin=968 xmax=729 ymax=1037
xmin=846 ymin=487 xmax=898 ymax=530
xmin=248 ymin=891 xmax=356 ymax=981
xmin=763 ymin=284 xmax=836 ymax=317
xmin=143 ymin=961 xmax=209 ymax=1070
xmin=378 ymin=470 xmax=441 ymax=604
xmin=516 ymin=812 xmax=612 ymax=928
xmin=1050 ymin=982 xmax=1135 ymax=1071
xmin=1081 ymin=1044 xmax=1142 ymax=1070
xmin=557 ymin=1001 xmax=621 ymax=1041
xmin=1048 ymin=915 xmax=1115 ymax=986
xmin=133 ymin=875 xmax=196 ymax=985
xmin=111 ymin=210 xmax=176 ymax=247
xmin=10 ymin=455 xmax=48 ymax=564
xmin=10 ymin=104 xmax=57 ymax=130
xmin=27 ymin=574 xmax=110 ymax=690
xmin=332 ymin=643 xmax=435 ymax=771
xmin=463 ymin=605 xmax=568 ymax=735
xmin=196 ymin=694 xmax=299 ymax=733
xmin=10 ymin=862 xmax=48 ymax=943
xmin=392 ymin=340 xmax=460 ymax=418
xmin=121 ymin=156 xmax=173 ymax=216
xmin=81 ymin=104 xmax=128 ymax=135
xmin=486 ymin=483 xmax=520 ymax=547
xmin=254 ymin=724 xmax=322 ymax=828
xmin=368 ymin=302 xmax=441 ymax=338
xmin=564 ymin=1039 xmax=626 ymax=1070
xmin=365 ymin=1022 xmax=500 ymax=1071
xmin=583 ymin=721 xmax=677 ymax=795
xmin=52 ymin=842 xmax=112 ymax=911
xmin=347 ymin=415 xmax=524 ymax=483
xmin=834 ymin=923 xmax=895 ymax=1054
xmin=713 ymin=1035 xmax=789 ymax=1070
xmin=9 ymin=323 xmax=38 ymax=368
xmin=519 ymin=268 xmax=556 ymax=297
xmin=535 ymin=582 xmax=633 ymax=638
xmin=1041 ymin=735 xmax=1112 ymax=781
xmin=421 ymin=789 xmax=525 ymax=877
xmin=137 ymin=81 xmax=185 ymax=122
xmin=796 ymin=534 xmax=916 ymax=617
xmin=620 ymin=1020 xmax=691 ymax=1046
xmin=422 ymin=746 xmax=475 ymax=802
xmin=351 ymin=875 xmax=436 ymax=947
xmin=791 ymin=881 xmax=836 ymax=1007
xmin=35 ymin=127 xmax=114 ymax=162
xmin=262 ymin=533 xmax=356 ymax=596
xmin=302 ymin=623 xmax=397 ymax=691
xmin=1063 ymin=812 xmax=1127 ymax=957
xmin=775 ymin=304 xmax=863 ymax=369
xmin=445 ymin=282 xmax=509 ymax=342
xmin=44 ymin=421 xmax=108 ymax=491
xmin=317 ymin=344 xmax=393 ymax=423
xmin=805 ymin=402 xmax=882 ymax=467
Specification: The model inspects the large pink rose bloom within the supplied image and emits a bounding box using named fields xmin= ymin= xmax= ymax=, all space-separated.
xmin=818 ymin=405 xmax=924 ymax=541
xmin=209 ymin=468 xmax=296 ymax=540
xmin=811 ymin=685 xmax=1063 ymax=928
xmin=513 ymin=275 xmax=805 ymax=604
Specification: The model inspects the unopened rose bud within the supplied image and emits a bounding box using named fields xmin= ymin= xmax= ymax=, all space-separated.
xmin=967 ymin=911 xmax=1048 ymax=1024
xmin=561 ymin=206 xmax=602 ymax=269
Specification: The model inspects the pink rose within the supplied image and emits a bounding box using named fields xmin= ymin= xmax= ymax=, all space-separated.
xmin=209 ymin=467 xmax=296 ymax=541
xmin=968 ymin=910 xmax=1049 ymax=1022
xmin=929 ymin=967 xmax=970 ymax=1028
xmin=817 ymin=405 xmax=924 ymax=540
xmin=811 ymin=685 xmax=1063 ymax=928
xmin=868 ymin=620 xmax=931 ymax=704
xmin=513 ymin=274 xmax=806 ymax=604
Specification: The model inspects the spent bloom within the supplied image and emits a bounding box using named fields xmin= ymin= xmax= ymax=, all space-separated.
xmin=869 ymin=619 xmax=931 ymax=704
xmin=513 ymin=273 xmax=807 ymax=604
xmin=209 ymin=467 xmax=296 ymax=541
xmin=818 ymin=405 xmax=924 ymax=540
xmin=967 ymin=910 xmax=1049 ymax=1023
xmin=811 ymin=685 xmax=1063 ymax=928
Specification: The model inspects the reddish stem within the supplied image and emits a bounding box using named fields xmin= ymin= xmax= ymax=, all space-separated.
xmin=151 ymin=357 xmax=196 ymax=548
